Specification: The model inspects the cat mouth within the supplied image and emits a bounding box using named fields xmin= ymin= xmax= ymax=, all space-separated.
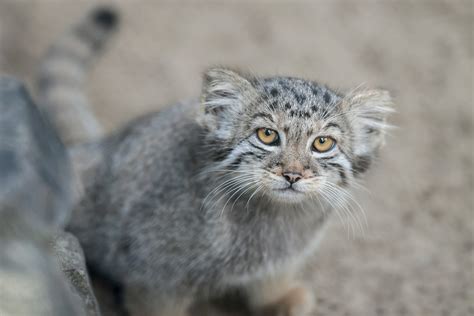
xmin=274 ymin=186 xmax=303 ymax=195
xmin=271 ymin=186 xmax=306 ymax=203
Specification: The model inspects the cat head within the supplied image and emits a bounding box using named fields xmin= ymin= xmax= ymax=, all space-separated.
xmin=198 ymin=67 xmax=393 ymax=204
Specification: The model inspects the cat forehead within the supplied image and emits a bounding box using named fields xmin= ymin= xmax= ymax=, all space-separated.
xmin=252 ymin=77 xmax=342 ymax=120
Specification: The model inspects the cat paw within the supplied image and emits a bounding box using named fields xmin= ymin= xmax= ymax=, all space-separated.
xmin=257 ymin=286 xmax=315 ymax=316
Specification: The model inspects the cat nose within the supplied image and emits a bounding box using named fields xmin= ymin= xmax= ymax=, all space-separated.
xmin=283 ymin=172 xmax=303 ymax=184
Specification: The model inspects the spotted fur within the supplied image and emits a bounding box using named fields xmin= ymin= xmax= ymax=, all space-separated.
xmin=199 ymin=69 xmax=392 ymax=196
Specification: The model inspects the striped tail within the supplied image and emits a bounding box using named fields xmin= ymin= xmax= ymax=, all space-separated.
xmin=36 ymin=7 xmax=119 ymax=145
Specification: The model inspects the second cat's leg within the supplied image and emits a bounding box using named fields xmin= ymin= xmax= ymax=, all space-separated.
xmin=125 ymin=286 xmax=191 ymax=316
xmin=245 ymin=274 xmax=315 ymax=316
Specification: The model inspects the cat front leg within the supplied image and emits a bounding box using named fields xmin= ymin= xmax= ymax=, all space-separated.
xmin=125 ymin=286 xmax=192 ymax=316
xmin=245 ymin=275 xmax=315 ymax=316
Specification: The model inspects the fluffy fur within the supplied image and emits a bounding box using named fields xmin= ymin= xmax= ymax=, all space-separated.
xmin=38 ymin=7 xmax=393 ymax=316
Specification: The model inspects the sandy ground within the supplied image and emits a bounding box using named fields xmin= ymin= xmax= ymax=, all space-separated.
xmin=0 ymin=1 xmax=472 ymax=315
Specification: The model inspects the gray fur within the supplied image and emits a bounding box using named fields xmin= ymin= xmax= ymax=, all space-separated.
xmin=43 ymin=8 xmax=393 ymax=316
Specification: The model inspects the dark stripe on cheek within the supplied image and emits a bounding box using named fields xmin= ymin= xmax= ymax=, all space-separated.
xmin=229 ymin=153 xmax=245 ymax=169
xmin=249 ymin=142 xmax=269 ymax=152
xmin=212 ymin=147 xmax=232 ymax=161
xmin=353 ymin=155 xmax=372 ymax=175
xmin=228 ymin=151 xmax=262 ymax=169
xmin=210 ymin=138 xmax=249 ymax=162
xmin=338 ymin=170 xmax=348 ymax=186
xmin=328 ymin=162 xmax=348 ymax=186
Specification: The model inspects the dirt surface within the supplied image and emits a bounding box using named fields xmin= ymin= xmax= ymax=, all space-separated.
xmin=1 ymin=1 xmax=472 ymax=315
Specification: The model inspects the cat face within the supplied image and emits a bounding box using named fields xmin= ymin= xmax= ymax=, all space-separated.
xmin=199 ymin=68 xmax=392 ymax=205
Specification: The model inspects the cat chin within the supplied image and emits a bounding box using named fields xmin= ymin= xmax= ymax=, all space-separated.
xmin=269 ymin=188 xmax=307 ymax=204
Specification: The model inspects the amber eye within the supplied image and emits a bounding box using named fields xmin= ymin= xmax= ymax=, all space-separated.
xmin=256 ymin=128 xmax=279 ymax=145
xmin=313 ymin=137 xmax=336 ymax=153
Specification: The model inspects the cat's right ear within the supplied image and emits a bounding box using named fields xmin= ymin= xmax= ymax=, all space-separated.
xmin=343 ymin=89 xmax=394 ymax=175
xmin=198 ymin=67 xmax=254 ymax=136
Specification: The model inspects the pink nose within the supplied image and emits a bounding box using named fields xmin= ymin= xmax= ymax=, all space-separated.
xmin=283 ymin=172 xmax=303 ymax=184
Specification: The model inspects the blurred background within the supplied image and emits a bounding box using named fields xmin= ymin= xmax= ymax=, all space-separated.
xmin=0 ymin=1 xmax=472 ymax=315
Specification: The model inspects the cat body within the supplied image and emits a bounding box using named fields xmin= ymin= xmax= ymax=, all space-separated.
xmin=71 ymin=98 xmax=329 ymax=304
xmin=38 ymin=7 xmax=392 ymax=316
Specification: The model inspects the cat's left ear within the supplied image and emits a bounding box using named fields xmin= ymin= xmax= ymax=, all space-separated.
xmin=343 ymin=89 xmax=394 ymax=174
xmin=198 ymin=67 xmax=255 ymax=135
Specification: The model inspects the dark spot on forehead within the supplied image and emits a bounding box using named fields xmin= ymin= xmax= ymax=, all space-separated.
xmin=324 ymin=91 xmax=331 ymax=103
xmin=311 ymin=87 xmax=319 ymax=97
xmin=303 ymin=112 xmax=311 ymax=118
xmin=270 ymin=88 xmax=279 ymax=97
xmin=285 ymin=102 xmax=291 ymax=110
xmin=283 ymin=125 xmax=290 ymax=133
xmin=289 ymin=110 xmax=296 ymax=117
xmin=295 ymin=93 xmax=306 ymax=105
xmin=278 ymin=79 xmax=289 ymax=88
xmin=311 ymin=105 xmax=318 ymax=113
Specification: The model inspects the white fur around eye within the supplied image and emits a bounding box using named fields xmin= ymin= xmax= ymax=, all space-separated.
xmin=311 ymin=146 xmax=338 ymax=159
xmin=251 ymin=135 xmax=279 ymax=152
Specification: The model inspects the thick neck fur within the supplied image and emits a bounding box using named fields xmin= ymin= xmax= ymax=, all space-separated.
xmin=193 ymin=152 xmax=331 ymax=283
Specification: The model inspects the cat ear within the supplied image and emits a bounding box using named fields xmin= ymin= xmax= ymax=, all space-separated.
xmin=344 ymin=89 xmax=394 ymax=175
xmin=199 ymin=67 xmax=254 ymax=134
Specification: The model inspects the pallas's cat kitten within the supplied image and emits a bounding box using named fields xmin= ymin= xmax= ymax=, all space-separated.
xmin=37 ymin=7 xmax=392 ymax=316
